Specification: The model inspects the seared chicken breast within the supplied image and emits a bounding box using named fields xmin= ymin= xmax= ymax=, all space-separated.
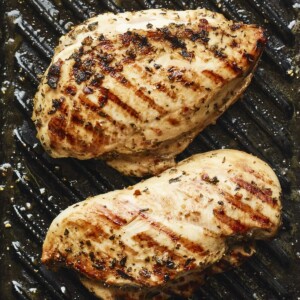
xmin=42 ymin=149 xmax=281 ymax=298
xmin=33 ymin=9 xmax=266 ymax=176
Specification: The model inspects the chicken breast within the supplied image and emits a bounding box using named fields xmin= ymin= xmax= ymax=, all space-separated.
xmin=32 ymin=9 xmax=266 ymax=176
xmin=42 ymin=149 xmax=281 ymax=298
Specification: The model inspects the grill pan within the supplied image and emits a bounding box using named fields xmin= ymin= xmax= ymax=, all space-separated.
xmin=0 ymin=0 xmax=299 ymax=299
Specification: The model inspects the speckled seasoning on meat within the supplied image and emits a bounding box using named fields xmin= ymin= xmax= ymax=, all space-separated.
xmin=42 ymin=149 xmax=281 ymax=299
xmin=32 ymin=8 xmax=266 ymax=177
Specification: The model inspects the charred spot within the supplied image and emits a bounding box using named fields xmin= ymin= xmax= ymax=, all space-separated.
xmin=69 ymin=46 xmax=84 ymax=63
xmin=163 ymin=274 xmax=170 ymax=282
xmin=229 ymin=61 xmax=243 ymax=74
xmin=139 ymin=268 xmax=151 ymax=278
xmin=92 ymin=260 xmax=106 ymax=270
xmin=74 ymin=70 xmax=91 ymax=83
xmin=97 ymin=52 xmax=114 ymax=64
xmin=159 ymin=27 xmax=186 ymax=49
xmin=125 ymin=49 xmax=136 ymax=60
xmin=116 ymin=269 xmax=134 ymax=280
xmin=47 ymin=59 xmax=63 ymax=89
xmin=169 ymin=176 xmax=182 ymax=184
xmin=167 ymin=66 xmax=184 ymax=82
xmin=166 ymin=259 xmax=176 ymax=269
xmin=202 ymin=174 xmax=219 ymax=184
xmin=120 ymin=31 xmax=150 ymax=49
xmin=114 ymin=62 xmax=123 ymax=72
xmin=155 ymin=83 xmax=166 ymax=91
xmin=120 ymin=31 xmax=133 ymax=47
xmin=154 ymin=63 xmax=161 ymax=69
xmin=48 ymin=97 xmax=65 ymax=115
xmin=180 ymin=49 xmax=195 ymax=60
xmin=90 ymin=73 xmax=105 ymax=87
xmin=89 ymin=252 xmax=95 ymax=262
xmin=71 ymin=113 xmax=84 ymax=125
xmin=88 ymin=21 xmax=98 ymax=31
xmin=73 ymin=69 xmax=93 ymax=84
xmin=82 ymin=58 xmax=95 ymax=70
xmin=83 ymin=86 xmax=94 ymax=94
xmin=99 ymin=34 xmax=106 ymax=41
xmin=230 ymin=23 xmax=243 ymax=31
xmin=213 ymin=47 xmax=228 ymax=59
xmin=81 ymin=36 xmax=93 ymax=46
xmin=64 ymin=228 xmax=69 ymax=236
xmin=64 ymin=85 xmax=77 ymax=96
xmin=230 ymin=40 xmax=238 ymax=48
xmin=98 ymin=93 xmax=108 ymax=108
xmin=146 ymin=23 xmax=153 ymax=29
xmin=85 ymin=122 xmax=93 ymax=131
xmin=190 ymin=29 xmax=210 ymax=43
xmin=119 ymin=256 xmax=127 ymax=267
xmin=145 ymin=66 xmax=153 ymax=73
xmin=184 ymin=258 xmax=196 ymax=267
xmin=110 ymin=258 xmax=117 ymax=269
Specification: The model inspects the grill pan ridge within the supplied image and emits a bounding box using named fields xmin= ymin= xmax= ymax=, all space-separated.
xmin=0 ymin=0 xmax=299 ymax=299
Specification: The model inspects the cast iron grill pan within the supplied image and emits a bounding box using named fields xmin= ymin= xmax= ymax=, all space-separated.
xmin=0 ymin=0 xmax=299 ymax=299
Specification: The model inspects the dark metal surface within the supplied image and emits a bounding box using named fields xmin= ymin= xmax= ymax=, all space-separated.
xmin=0 ymin=0 xmax=299 ymax=299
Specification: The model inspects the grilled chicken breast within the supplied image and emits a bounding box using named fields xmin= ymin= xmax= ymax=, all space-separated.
xmin=33 ymin=9 xmax=266 ymax=176
xmin=42 ymin=149 xmax=281 ymax=298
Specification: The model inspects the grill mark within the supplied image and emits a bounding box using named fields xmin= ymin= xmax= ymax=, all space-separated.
xmin=78 ymin=94 xmax=126 ymax=128
xmin=97 ymin=86 xmax=141 ymax=120
xmin=99 ymin=63 xmax=165 ymax=115
xmin=65 ymin=219 xmax=111 ymax=247
xmin=139 ymin=213 xmax=206 ymax=255
xmin=71 ymin=113 xmax=84 ymax=125
xmin=202 ymin=70 xmax=225 ymax=84
xmin=232 ymin=177 xmax=278 ymax=207
xmin=69 ymin=111 xmax=110 ymax=154
xmin=48 ymin=116 xmax=78 ymax=146
xmin=147 ymin=29 xmax=242 ymax=79
xmin=135 ymin=89 xmax=166 ymax=114
xmin=241 ymin=165 xmax=275 ymax=186
xmin=93 ymin=204 xmax=128 ymax=226
xmin=133 ymin=233 xmax=187 ymax=266
xmin=131 ymin=64 xmax=183 ymax=100
xmin=115 ymin=201 xmax=206 ymax=256
xmin=146 ymin=26 xmax=244 ymax=76
xmin=155 ymin=82 xmax=176 ymax=99
xmin=223 ymin=192 xmax=273 ymax=228
xmin=115 ymin=269 xmax=136 ymax=282
xmin=213 ymin=208 xmax=248 ymax=233
xmin=48 ymin=116 xmax=67 ymax=140
xmin=167 ymin=66 xmax=201 ymax=91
